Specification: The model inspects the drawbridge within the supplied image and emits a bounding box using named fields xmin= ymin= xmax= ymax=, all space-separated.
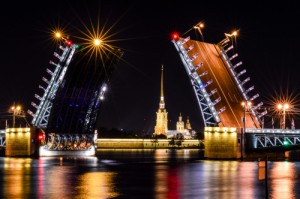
xmin=27 ymin=37 xmax=123 ymax=156
xmin=172 ymin=34 xmax=264 ymax=128
xmin=172 ymin=32 xmax=300 ymax=150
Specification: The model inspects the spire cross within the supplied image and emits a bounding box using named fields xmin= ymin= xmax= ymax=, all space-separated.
xmin=161 ymin=65 xmax=164 ymax=98
xmin=159 ymin=64 xmax=165 ymax=109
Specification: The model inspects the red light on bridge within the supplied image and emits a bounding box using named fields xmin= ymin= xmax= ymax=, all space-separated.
xmin=38 ymin=134 xmax=44 ymax=141
xmin=171 ymin=32 xmax=179 ymax=40
xmin=66 ymin=40 xmax=72 ymax=46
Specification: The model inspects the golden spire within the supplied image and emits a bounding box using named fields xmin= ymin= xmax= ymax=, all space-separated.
xmin=161 ymin=65 xmax=164 ymax=98
xmin=159 ymin=65 xmax=165 ymax=109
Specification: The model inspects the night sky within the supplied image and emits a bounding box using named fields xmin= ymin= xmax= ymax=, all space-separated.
xmin=1 ymin=0 xmax=300 ymax=133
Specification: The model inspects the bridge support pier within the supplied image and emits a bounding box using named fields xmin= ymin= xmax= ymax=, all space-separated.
xmin=5 ymin=127 xmax=41 ymax=157
xmin=204 ymin=127 xmax=242 ymax=159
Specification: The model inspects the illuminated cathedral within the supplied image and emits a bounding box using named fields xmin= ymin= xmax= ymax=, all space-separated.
xmin=153 ymin=66 xmax=194 ymax=139
xmin=154 ymin=65 xmax=168 ymax=135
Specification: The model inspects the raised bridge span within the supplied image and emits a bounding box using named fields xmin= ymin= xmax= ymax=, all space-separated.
xmin=172 ymin=33 xmax=299 ymax=151
xmin=172 ymin=35 xmax=262 ymax=128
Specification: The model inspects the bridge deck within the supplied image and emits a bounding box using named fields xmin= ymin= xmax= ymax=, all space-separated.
xmin=183 ymin=39 xmax=260 ymax=128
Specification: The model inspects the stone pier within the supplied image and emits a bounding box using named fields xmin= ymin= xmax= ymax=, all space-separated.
xmin=5 ymin=128 xmax=38 ymax=157
xmin=204 ymin=127 xmax=241 ymax=159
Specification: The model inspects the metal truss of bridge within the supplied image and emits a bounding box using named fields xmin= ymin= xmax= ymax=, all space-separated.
xmin=39 ymin=133 xmax=97 ymax=156
xmin=172 ymin=34 xmax=266 ymax=128
xmin=246 ymin=128 xmax=300 ymax=149
xmin=29 ymin=43 xmax=77 ymax=129
xmin=27 ymin=37 xmax=123 ymax=155
xmin=0 ymin=130 xmax=5 ymax=147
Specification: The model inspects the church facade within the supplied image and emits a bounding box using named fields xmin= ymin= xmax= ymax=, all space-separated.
xmin=167 ymin=113 xmax=193 ymax=139
xmin=154 ymin=65 xmax=168 ymax=136
xmin=153 ymin=66 xmax=194 ymax=139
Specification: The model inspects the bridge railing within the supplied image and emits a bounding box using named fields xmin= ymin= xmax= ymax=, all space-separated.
xmin=246 ymin=128 xmax=300 ymax=134
xmin=246 ymin=128 xmax=300 ymax=149
xmin=255 ymin=136 xmax=300 ymax=148
xmin=0 ymin=129 xmax=5 ymax=147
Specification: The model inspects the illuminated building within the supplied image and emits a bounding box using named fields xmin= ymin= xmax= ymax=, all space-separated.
xmin=167 ymin=114 xmax=193 ymax=139
xmin=153 ymin=66 xmax=194 ymax=139
xmin=154 ymin=65 xmax=168 ymax=136
xmin=186 ymin=117 xmax=192 ymax=130
xmin=176 ymin=113 xmax=185 ymax=132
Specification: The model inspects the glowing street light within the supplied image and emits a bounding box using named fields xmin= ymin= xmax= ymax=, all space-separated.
xmin=94 ymin=38 xmax=102 ymax=46
xmin=231 ymin=30 xmax=238 ymax=37
xmin=53 ymin=30 xmax=70 ymax=44
xmin=241 ymin=101 xmax=252 ymax=130
xmin=277 ymin=103 xmax=289 ymax=129
xmin=241 ymin=101 xmax=252 ymax=160
xmin=225 ymin=30 xmax=239 ymax=38
xmin=9 ymin=103 xmax=22 ymax=128
xmin=194 ymin=22 xmax=204 ymax=41
xmin=55 ymin=32 xmax=62 ymax=39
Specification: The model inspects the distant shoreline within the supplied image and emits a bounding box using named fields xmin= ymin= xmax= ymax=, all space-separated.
xmin=96 ymin=138 xmax=203 ymax=149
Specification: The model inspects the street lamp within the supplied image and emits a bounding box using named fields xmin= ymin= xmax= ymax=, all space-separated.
xmin=94 ymin=38 xmax=102 ymax=46
xmin=9 ymin=104 xmax=22 ymax=128
xmin=225 ymin=30 xmax=239 ymax=38
xmin=55 ymin=32 xmax=62 ymax=39
xmin=277 ymin=103 xmax=289 ymax=129
xmin=54 ymin=31 xmax=67 ymax=42
xmin=225 ymin=30 xmax=239 ymax=49
xmin=193 ymin=22 xmax=204 ymax=41
xmin=241 ymin=101 xmax=252 ymax=160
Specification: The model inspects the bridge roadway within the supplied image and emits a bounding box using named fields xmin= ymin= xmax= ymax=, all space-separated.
xmin=183 ymin=39 xmax=260 ymax=128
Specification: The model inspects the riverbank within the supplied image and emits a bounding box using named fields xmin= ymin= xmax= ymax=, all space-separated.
xmin=96 ymin=138 xmax=203 ymax=149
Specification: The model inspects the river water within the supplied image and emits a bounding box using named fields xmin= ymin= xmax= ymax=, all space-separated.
xmin=0 ymin=149 xmax=299 ymax=199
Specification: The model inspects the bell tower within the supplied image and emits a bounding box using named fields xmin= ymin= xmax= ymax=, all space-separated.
xmin=154 ymin=65 xmax=168 ymax=135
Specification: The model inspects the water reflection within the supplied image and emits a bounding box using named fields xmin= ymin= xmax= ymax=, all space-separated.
xmin=154 ymin=160 xmax=259 ymax=199
xmin=154 ymin=148 xmax=202 ymax=163
xmin=40 ymin=157 xmax=118 ymax=198
xmin=0 ymin=150 xmax=299 ymax=198
xmin=78 ymin=172 xmax=119 ymax=198
xmin=38 ymin=158 xmax=44 ymax=198
xmin=2 ymin=158 xmax=32 ymax=198
xmin=269 ymin=161 xmax=298 ymax=199
xmin=0 ymin=157 xmax=120 ymax=198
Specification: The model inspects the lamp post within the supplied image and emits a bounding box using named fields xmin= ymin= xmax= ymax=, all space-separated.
xmin=10 ymin=103 xmax=22 ymax=128
xmin=241 ymin=101 xmax=252 ymax=160
xmin=225 ymin=30 xmax=238 ymax=37
xmin=277 ymin=103 xmax=289 ymax=129
xmin=193 ymin=22 xmax=204 ymax=41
